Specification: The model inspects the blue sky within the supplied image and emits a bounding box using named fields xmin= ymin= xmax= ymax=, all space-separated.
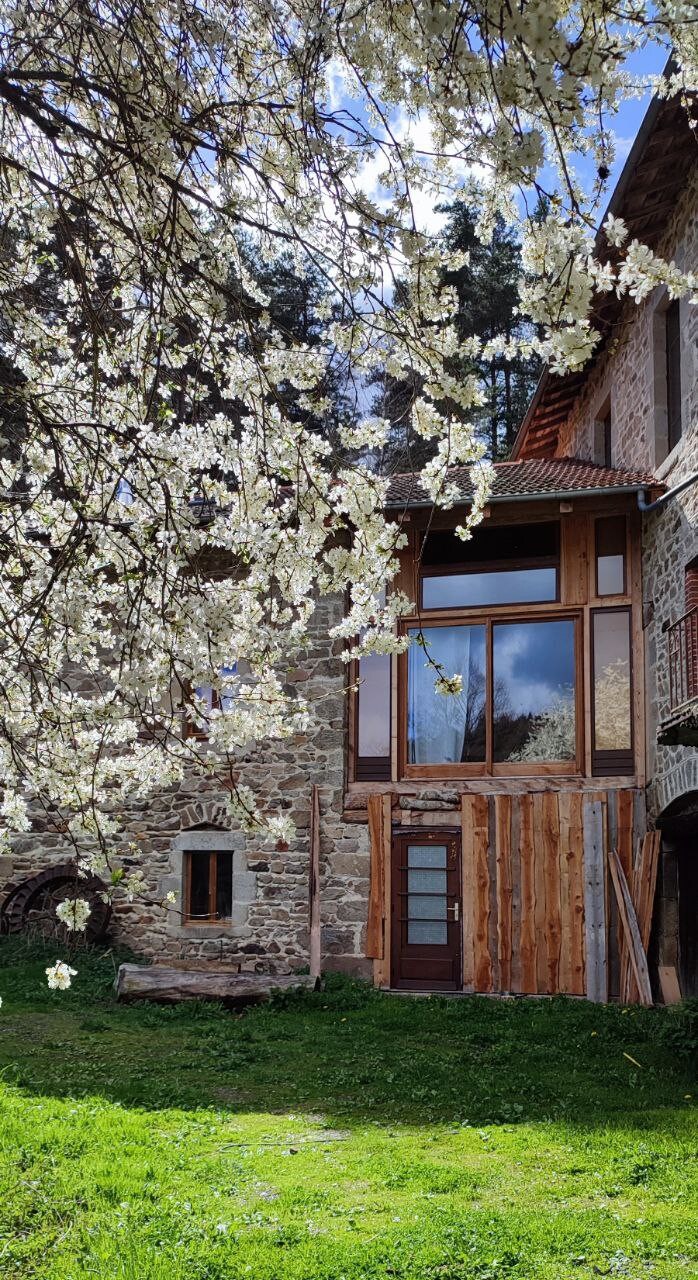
xmin=335 ymin=36 xmax=671 ymax=245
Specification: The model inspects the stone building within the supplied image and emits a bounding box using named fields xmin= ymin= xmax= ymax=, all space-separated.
xmin=512 ymin=90 xmax=698 ymax=997
xmin=2 ymin=89 xmax=696 ymax=1002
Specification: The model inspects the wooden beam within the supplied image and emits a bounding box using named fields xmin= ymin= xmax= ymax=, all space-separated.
xmin=568 ymin=792 xmax=586 ymax=996
xmin=543 ymin=793 xmax=562 ymax=993
xmin=617 ymin=789 xmax=635 ymax=999
xmin=366 ymin=794 xmax=385 ymax=960
xmin=495 ymin=795 xmax=513 ymax=993
xmin=116 ymin=966 xmax=319 ymax=1005
xmin=658 ymin=965 xmax=682 ymax=1006
xmin=461 ymin=796 xmax=476 ymax=992
xmin=518 ymin=794 xmax=537 ymax=994
xmin=607 ymin=848 xmax=653 ymax=1007
xmin=379 ymin=792 xmax=392 ymax=984
xmin=533 ymin=793 xmax=548 ymax=993
xmin=583 ymin=799 xmax=608 ymax=1003
xmin=308 ymin=783 xmax=322 ymax=980
xmin=472 ymin=794 xmax=493 ymax=992
xmin=558 ymin=791 xmax=573 ymax=994
xmin=625 ymin=830 xmax=661 ymax=1003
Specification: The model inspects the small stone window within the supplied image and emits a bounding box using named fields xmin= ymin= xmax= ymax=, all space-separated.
xmin=184 ymin=664 xmax=238 ymax=738
xmin=183 ymin=850 xmax=233 ymax=922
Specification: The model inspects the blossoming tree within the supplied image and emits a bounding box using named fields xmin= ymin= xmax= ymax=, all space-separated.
xmin=0 ymin=1 xmax=695 ymax=976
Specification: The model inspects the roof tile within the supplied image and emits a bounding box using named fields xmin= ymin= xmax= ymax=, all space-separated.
xmin=385 ymin=456 xmax=658 ymax=508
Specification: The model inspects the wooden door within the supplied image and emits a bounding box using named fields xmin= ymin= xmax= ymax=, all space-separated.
xmin=391 ymin=831 xmax=462 ymax=990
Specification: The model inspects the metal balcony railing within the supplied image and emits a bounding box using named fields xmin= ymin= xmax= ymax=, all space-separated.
xmin=668 ymin=606 xmax=698 ymax=711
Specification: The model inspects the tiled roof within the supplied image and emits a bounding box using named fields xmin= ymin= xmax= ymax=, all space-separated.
xmin=385 ymin=457 xmax=658 ymax=509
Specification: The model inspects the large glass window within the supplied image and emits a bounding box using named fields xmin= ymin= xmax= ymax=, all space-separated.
xmin=592 ymin=609 xmax=632 ymax=773
xmin=407 ymin=625 xmax=486 ymax=764
xmin=421 ymin=522 xmax=559 ymax=610
xmin=423 ymin=567 xmax=556 ymax=609
xmin=493 ymin=620 xmax=576 ymax=763
xmin=406 ymin=619 xmax=577 ymax=769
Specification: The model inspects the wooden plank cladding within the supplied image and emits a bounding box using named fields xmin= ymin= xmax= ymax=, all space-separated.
xmin=366 ymin=794 xmax=390 ymax=961
xmin=455 ymin=788 xmax=644 ymax=1000
xmin=461 ymin=795 xmax=492 ymax=992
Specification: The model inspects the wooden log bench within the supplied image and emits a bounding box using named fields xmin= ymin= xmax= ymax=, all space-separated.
xmin=115 ymin=964 xmax=319 ymax=1007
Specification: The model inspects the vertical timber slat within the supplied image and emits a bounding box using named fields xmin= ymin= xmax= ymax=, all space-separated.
xmin=495 ymin=795 xmax=513 ymax=992
xmin=461 ymin=796 xmax=476 ymax=992
xmin=543 ymin=792 xmax=562 ymax=993
xmin=366 ymin=794 xmax=385 ymax=960
xmin=558 ymin=791 xmax=574 ymax=994
xmin=533 ymin=793 xmax=548 ymax=993
xmin=568 ymin=792 xmax=586 ymax=995
xmin=510 ymin=798 xmax=522 ymax=994
xmin=308 ymin=784 xmax=322 ymax=980
xmin=617 ymin=789 xmax=636 ymax=999
xmin=606 ymin=790 xmax=620 ymax=998
xmin=472 ymin=794 xmax=493 ymax=992
xmin=562 ymin=513 xmax=589 ymax=605
xmin=381 ymin=793 xmax=392 ymax=983
xmin=486 ymin=796 xmax=499 ymax=990
xmin=583 ymin=799 xmax=607 ymax=1003
xmin=607 ymin=848 xmax=653 ymax=1006
xmin=519 ymin=794 xmax=537 ymax=994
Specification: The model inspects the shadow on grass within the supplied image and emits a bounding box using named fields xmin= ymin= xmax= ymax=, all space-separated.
xmin=0 ymin=937 xmax=695 ymax=1129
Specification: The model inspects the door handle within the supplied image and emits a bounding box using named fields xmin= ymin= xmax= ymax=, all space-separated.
xmin=448 ymin=901 xmax=460 ymax=921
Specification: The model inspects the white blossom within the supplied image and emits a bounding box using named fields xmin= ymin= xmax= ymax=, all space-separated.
xmin=604 ymin=214 xmax=628 ymax=248
xmin=434 ymin=673 xmax=464 ymax=697
xmin=55 ymin=898 xmax=92 ymax=933
xmin=46 ymin=961 xmax=78 ymax=991
xmin=0 ymin=0 xmax=693 ymax=949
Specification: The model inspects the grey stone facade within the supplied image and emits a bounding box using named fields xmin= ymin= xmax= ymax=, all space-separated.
xmin=4 ymin=595 xmax=372 ymax=977
xmin=554 ymin=164 xmax=698 ymax=823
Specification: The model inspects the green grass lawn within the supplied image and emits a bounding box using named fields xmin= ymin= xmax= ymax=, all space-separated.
xmin=0 ymin=939 xmax=696 ymax=1280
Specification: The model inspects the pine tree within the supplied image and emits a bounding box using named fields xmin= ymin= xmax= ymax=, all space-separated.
xmin=373 ymin=206 xmax=541 ymax=472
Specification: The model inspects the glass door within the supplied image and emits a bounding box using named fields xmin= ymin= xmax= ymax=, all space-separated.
xmin=391 ymin=832 xmax=462 ymax=990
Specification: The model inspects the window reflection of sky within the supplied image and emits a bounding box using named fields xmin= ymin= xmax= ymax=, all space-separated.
xmin=423 ymin=567 xmax=556 ymax=609
xmin=494 ymin=621 xmax=575 ymax=714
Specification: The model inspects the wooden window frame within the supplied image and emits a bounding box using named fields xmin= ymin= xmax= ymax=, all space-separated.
xmin=398 ymin=608 xmax=583 ymax=780
xmin=590 ymin=605 xmax=634 ymax=778
xmin=183 ymin=849 xmax=233 ymax=923
xmin=419 ymin=525 xmax=561 ymax=613
xmin=183 ymin=684 xmax=220 ymax=740
xmin=594 ymin=514 xmax=627 ymax=598
xmin=348 ymin=578 xmax=392 ymax=782
xmin=353 ymin=653 xmax=392 ymax=782
xmin=183 ymin=667 xmax=237 ymax=740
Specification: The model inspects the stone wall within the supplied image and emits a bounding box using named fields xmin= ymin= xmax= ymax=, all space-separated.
xmin=3 ymin=594 xmax=373 ymax=978
xmin=554 ymin=164 xmax=698 ymax=821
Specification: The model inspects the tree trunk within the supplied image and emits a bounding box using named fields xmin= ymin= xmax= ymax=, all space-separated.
xmin=115 ymin=964 xmax=319 ymax=1006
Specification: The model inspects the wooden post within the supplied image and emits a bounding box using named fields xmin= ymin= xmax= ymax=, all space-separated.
xmin=583 ymin=799 xmax=607 ymax=1003
xmin=607 ymin=847 xmax=653 ymax=1007
xmin=366 ymin=794 xmax=385 ymax=960
xmin=308 ymin=783 xmax=321 ymax=981
xmin=495 ymin=795 xmax=513 ymax=993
